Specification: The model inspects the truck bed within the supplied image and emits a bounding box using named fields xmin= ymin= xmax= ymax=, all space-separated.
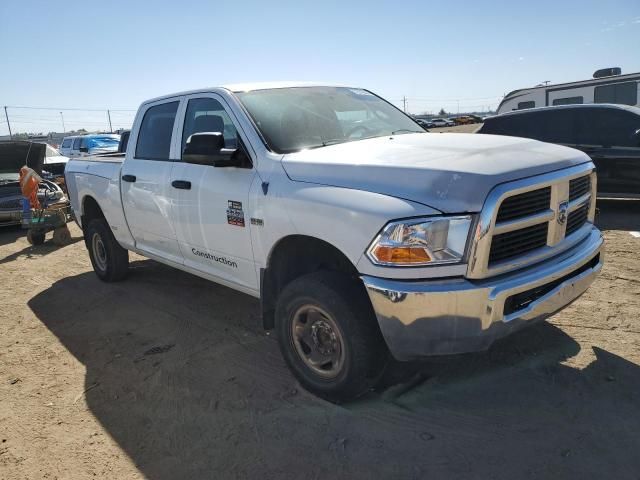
xmin=81 ymin=152 xmax=126 ymax=163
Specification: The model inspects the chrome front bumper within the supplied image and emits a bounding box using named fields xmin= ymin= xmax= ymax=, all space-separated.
xmin=362 ymin=227 xmax=604 ymax=360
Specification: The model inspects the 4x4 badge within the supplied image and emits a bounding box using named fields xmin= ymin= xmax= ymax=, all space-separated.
xmin=557 ymin=201 xmax=568 ymax=225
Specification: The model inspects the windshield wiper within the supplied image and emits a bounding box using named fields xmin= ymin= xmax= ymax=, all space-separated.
xmin=391 ymin=129 xmax=424 ymax=135
xmin=321 ymin=139 xmax=345 ymax=147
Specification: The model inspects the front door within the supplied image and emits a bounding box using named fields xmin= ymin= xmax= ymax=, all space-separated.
xmin=169 ymin=95 xmax=258 ymax=291
xmin=120 ymin=99 xmax=184 ymax=264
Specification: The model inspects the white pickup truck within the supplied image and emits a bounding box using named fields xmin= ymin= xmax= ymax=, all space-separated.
xmin=65 ymin=83 xmax=604 ymax=401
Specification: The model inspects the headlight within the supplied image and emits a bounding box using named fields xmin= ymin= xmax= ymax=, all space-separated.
xmin=366 ymin=216 xmax=473 ymax=266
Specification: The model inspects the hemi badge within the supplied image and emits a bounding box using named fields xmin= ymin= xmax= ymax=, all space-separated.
xmin=250 ymin=218 xmax=264 ymax=226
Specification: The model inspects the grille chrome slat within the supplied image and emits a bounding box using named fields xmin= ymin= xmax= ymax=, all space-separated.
xmin=495 ymin=187 xmax=551 ymax=222
xmin=493 ymin=209 xmax=554 ymax=235
xmin=569 ymin=176 xmax=591 ymax=201
xmin=468 ymin=164 xmax=597 ymax=279
xmin=566 ymin=204 xmax=589 ymax=237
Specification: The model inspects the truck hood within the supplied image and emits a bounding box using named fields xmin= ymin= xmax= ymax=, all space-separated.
xmin=281 ymin=133 xmax=591 ymax=212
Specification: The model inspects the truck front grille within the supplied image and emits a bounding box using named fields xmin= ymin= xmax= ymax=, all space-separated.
xmin=569 ymin=176 xmax=591 ymax=201
xmin=566 ymin=203 xmax=589 ymax=236
xmin=489 ymin=223 xmax=549 ymax=264
xmin=496 ymin=187 xmax=551 ymax=222
xmin=468 ymin=166 xmax=596 ymax=278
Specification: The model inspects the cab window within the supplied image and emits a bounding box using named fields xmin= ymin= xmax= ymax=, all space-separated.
xmin=181 ymin=97 xmax=238 ymax=154
xmin=135 ymin=101 xmax=179 ymax=160
xmin=72 ymin=138 xmax=81 ymax=150
xmin=576 ymin=108 xmax=640 ymax=147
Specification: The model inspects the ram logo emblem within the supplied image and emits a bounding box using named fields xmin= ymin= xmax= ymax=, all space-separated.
xmin=557 ymin=201 xmax=569 ymax=225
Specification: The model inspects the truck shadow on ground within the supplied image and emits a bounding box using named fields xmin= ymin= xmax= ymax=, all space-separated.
xmin=0 ymin=234 xmax=83 ymax=264
xmin=595 ymin=198 xmax=640 ymax=231
xmin=28 ymin=260 xmax=640 ymax=479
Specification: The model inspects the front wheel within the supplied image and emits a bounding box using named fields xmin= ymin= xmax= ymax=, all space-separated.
xmin=275 ymin=271 xmax=387 ymax=402
xmin=85 ymin=218 xmax=129 ymax=282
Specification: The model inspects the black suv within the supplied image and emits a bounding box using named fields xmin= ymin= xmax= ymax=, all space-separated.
xmin=478 ymin=104 xmax=640 ymax=197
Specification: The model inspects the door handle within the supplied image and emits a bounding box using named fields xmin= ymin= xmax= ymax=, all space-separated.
xmin=122 ymin=174 xmax=137 ymax=182
xmin=171 ymin=180 xmax=191 ymax=190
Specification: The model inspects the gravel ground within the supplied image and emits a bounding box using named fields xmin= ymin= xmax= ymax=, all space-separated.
xmin=1 ymin=197 xmax=639 ymax=479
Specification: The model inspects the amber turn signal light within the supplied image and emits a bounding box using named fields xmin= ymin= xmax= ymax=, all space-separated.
xmin=371 ymin=245 xmax=431 ymax=264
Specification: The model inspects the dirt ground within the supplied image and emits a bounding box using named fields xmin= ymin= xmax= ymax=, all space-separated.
xmin=1 ymin=198 xmax=640 ymax=479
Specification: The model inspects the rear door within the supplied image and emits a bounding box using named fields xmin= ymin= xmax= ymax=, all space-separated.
xmin=70 ymin=137 xmax=82 ymax=158
xmin=168 ymin=94 xmax=259 ymax=291
xmin=120 ymin=99 xmax=184 ymax=264
xmin=575 ymin=108 xmax=640 ymax=196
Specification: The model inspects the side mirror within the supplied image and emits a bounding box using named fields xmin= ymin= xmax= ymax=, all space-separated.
xmin=182 ymin=132 xmax=240 ymax=167
xmin=79 ymin=147 xmax=89 ymax=153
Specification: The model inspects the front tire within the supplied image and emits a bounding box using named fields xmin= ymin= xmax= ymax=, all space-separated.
xmin=275 ymin=271 xmax=387 ymax=402
xmin=85 ymin=218 xmax=129 ymax=282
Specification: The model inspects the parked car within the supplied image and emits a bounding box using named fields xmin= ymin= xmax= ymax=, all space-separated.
xmin=430 ymin=118 xmax=455 ymax=127
xmin=59 ymin=134 xmax=120 ymax=159
xmin=414 ymin=119 xmax=431 ymax=130
xmin=65 ymin=83 xmax=603 ymax=401
xmin=42 ymin=144 xmax=70 ymax=175
xmin=466 ymin=114 xmax=484 ymax=123
xmin=452 ymin=116 xmax=475 ymax=125
xmin=0 ymin=141 xmax=67 ymax=226
xmin=477 ymin=104 xmax=640 ymax=198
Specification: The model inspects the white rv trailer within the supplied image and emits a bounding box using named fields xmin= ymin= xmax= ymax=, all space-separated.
xmin=496 ymin=68 xmax=640 ymax=114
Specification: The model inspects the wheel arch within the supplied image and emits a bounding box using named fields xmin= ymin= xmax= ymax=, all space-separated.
xmin=80 ymin=195 xmax=106 ymax=229
xmin=260 ymin=235 xmax=361 ymax=330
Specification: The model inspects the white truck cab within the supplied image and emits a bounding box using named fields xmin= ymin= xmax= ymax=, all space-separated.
xmin=65 ymin=83 xmax=604 ymax=401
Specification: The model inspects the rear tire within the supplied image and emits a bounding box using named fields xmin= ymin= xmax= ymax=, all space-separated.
xmin=85 ymin=218 xmax=129 ymax=282
xmin=275 ymin=271 xmax=387 ymax=402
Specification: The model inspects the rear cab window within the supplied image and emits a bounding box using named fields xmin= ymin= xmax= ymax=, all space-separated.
xmin=61 ymin=138 xmax=72 ymax=149
xmin=135 ymin=101 xmax=180 ymax=160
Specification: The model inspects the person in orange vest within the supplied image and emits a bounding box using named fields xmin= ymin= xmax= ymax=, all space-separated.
xmin=19 ymin=166 xmax=42 ymax=210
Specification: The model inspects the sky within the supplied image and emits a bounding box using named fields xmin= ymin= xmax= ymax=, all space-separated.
xmin=1 ymin=0 xmax=639 ymax=134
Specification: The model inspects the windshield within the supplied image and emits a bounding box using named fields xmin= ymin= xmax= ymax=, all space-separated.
xmin=236 ymin=87 xmax=424 ymax=153
xmin=87 ymin=137 xmax=119 ymax=149
xmin=46 ymin=145 xmax=63 ymax=157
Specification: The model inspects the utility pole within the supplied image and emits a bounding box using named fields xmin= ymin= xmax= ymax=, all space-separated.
xmin=457 ymin=100 xmax=460 ymax=114
xmin=4 ymin=106 xmax=12 ymax=138
xmin=60 ymin=112 xmax=66 ymax=133
xmin=107 ymin=109 xmax=113 ymax=133
xmin=402 ymin=96 xmax=407 ymax=113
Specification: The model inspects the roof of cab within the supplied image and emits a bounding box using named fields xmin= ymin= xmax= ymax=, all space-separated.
xmin=140 ymin=82 xmax=351 ymax=106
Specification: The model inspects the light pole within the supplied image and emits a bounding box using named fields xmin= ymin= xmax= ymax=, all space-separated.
xmin=60 ymin=112 xmax=66 ymax=133
xmin=4 ymin=106 xmax=12 ymax=138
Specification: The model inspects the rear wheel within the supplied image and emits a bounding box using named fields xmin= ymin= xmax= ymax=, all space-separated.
xmin=85 ymin=218 xmax=129 ymax=282
xmin=275 ymin=271 xmax=387 ymax=402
